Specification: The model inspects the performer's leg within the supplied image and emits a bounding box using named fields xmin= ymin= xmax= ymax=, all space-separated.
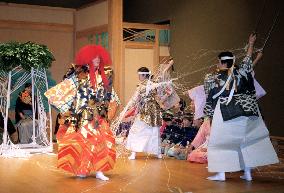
xmin=96 ymin=171 xmax=109 ymax=181
xmin=208 ymin=101 xmax=246 ymax=173
xmin=240 ymin=116 xmax=278 ymax=169
xmin=156 ymin=127 xmax=163 ymax=159
xmin=207 ymin=172 xmax=226 ymax=181
xmin=77 ymin=174 xmax=87 ymax=178
xmin=128 ymin=151 xmax=136 ymax=160
xmin=157 ymin=154 xmax=163 ymax=159
xmin=240 ymin=167 xmax=252 ymax=181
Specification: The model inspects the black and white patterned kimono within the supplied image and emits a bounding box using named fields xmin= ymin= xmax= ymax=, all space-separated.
xmin=204 ymin=56 xmax=278 ymax=172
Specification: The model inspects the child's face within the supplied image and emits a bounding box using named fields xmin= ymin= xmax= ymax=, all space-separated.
xmin=173 ymin=102 xmax=181 ymax=111
xmin=182 ymin=119 xmax=192 ymax=127
xmin=193 ymin=119 xmax=203 ymax=128
xmin=165 ymin=120 xmax=172 ymax=125
xmin=190 ymin=100 xmax=195 ymax=111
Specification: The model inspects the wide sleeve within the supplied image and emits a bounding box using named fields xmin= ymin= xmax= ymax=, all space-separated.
xmin=44 ymin=75 xmax=78 ymax=113
xmin=103 ymin=67 xmax=115 ymax=101
xmin=238 ymin=55 xmax=253 ymax=75
xmin=203 ymin=73 xmax=215 ymax=118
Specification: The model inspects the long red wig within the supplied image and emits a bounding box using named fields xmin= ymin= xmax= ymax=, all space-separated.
xmin=75 ymin=45 xmax=111 ymax=88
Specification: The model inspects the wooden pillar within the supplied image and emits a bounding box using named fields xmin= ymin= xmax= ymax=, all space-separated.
xmin=73 ymin=11 xmax=76 ymax=57
xmin=108 ymin=0 xmax=124 ymax=104
xmin=153 ymin=29 xmax=160 ymax=69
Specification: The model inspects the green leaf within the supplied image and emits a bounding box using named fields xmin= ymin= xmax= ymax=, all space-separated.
xmin=0 ymin=42 xmax=55 ymax=72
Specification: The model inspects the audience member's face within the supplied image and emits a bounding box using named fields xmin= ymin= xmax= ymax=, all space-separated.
xmin=190 ymin=100 xmax=195 ymax=111
xmin=165 ymin=120 xmax=172 ymax=126
xmin=182 ymin=119 xmax=192 ymax=127
xmin=25 ymin=86 xmax=32 ymax=93
xmin=173 ymin=102 xmax=181 ymax=112
xmin=92 ymin=57 xmax=100 ymax=70
xmin=193 ymin=118 xmax=203 ymax=128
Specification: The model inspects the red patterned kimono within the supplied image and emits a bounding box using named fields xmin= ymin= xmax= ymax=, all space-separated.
xmin=51 ymin=67 xmax=116 ymax=176
xmin=57 ymin=117 xmax=115 ymax=175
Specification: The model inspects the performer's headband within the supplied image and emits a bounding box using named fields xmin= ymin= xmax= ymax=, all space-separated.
xmin=220 ymin=56 xmax=235 ymax=60
xmin=138 ymin=71 xmax=151 ymax=75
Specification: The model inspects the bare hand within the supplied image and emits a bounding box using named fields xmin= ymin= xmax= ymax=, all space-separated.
xmin=168 ymin=59 xmax=174 ymax=66
xmin=256 ymin=51 xmax=263 ymax=59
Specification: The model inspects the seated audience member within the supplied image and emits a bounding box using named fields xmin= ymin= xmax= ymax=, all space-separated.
xmin=15 ymin=83 xmax=38 ymax=144
xmin=0 ymin=112 xmax=18 ymax=143
xmin=180 ymin=113 xmax=198 ymax=147
xmin=187 ymin=118 xmax=211 ymax=164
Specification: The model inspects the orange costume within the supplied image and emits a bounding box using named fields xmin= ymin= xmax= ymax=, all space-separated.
xmin=46 ymin=45 xmax=116 ymax=177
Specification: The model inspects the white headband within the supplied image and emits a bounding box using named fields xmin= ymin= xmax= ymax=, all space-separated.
xmin=220 ymin=56 xmax=235 ymax=60
xmin=138 ymin=71 xmax=151 ymax=75
xmin=220 ymin=56 xmax=236 ymax=64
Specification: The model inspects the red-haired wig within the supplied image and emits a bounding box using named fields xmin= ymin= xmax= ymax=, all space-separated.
xmin=75 ymin=45 xmax=111 ymax=88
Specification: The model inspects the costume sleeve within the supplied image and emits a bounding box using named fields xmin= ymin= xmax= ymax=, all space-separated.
xmin=238 ymin=55 xmax=253 ymax=74
xmin=203 ymin=73 xmax=215 ymax=118
xmin=63 ymin=65 xmax=76 ymax=79
xmin=110 ymin=88 xmax=121 ymax=104
xmin=103 ymin=67 xmax=114 ymax=101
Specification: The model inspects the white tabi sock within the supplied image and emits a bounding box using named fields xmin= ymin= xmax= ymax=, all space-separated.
xmin=157 ymin=154 xmax=163 ymax=159
xmin=96 ymin=171 xmax=109 ymax=181
xmin=128 ymin=152 xmax=136 ymax=160
xmin=240 ymin=167 xmax=252 ymax=181
xmin=207 ymin=172 xmax=226 ymax=181
xmin=77 ymin=174 xmax=87 ymax=178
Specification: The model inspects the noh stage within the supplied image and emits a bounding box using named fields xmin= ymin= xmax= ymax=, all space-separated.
xmin=0 ymin=149 xmax=283 ymax=193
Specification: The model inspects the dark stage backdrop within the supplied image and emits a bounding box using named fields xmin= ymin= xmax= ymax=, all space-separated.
xmin=124 ymin=0 xmax=284 ymax=136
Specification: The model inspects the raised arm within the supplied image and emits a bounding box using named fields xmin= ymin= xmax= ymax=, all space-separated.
xmin=162 ymin=59 xmax=174 ymax=74
xmin=238 ymin=34 xmax=257 ymax=73
xmin=247 ymin=34 xmax=256 ymax=57
xmin=252 ymin=51 xmax=263 ymax=68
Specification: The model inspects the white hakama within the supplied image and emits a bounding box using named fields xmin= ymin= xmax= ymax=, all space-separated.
xmin=126 ymin=117 xmax=160 ymax=155
xmin=208 ymin=101 xmax=279 ymax=172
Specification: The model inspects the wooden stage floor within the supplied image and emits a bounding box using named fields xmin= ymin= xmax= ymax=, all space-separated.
xmin=0 ymin=152 xmax=283 ymax=193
